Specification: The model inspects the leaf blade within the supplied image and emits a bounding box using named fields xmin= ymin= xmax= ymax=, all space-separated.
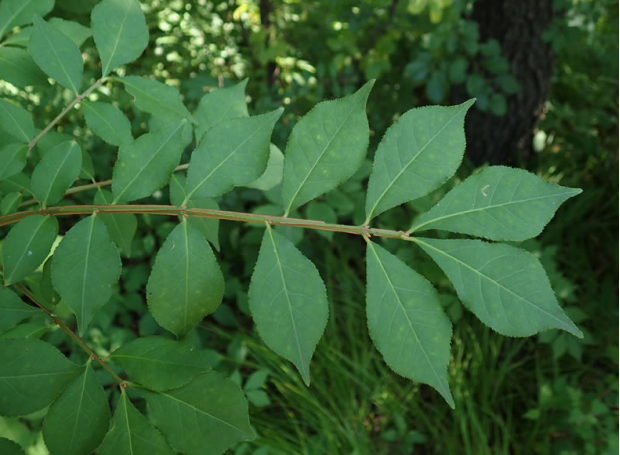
xmin=0 ymin=143 xmax=28 ymax=180
xmin=194 ymin=79 xmax=249 ymax=142
xmin=82 ymin=100 xmax=133 ymax=146
xmin=0 ymin=288 xmax=40 ymax=332
xmin=0 ymin=0 xmax=54 ymax=40
xmin=0 ymin=99 xmax=34 ymax=143
xmin=31 ymin=141 xmax=82 ymax=207
xmin=118 ymin=76 xmax=192 ymax=122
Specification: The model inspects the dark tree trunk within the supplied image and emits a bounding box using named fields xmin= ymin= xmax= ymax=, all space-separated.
xmin=457 ymin=0 xmax=557 ymax=165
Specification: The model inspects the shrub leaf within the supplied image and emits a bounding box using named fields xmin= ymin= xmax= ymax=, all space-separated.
xmin=32 ymin=141 xmax=82 ymax=207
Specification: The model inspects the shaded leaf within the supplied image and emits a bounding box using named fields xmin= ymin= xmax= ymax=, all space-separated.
xmin=31 ymin=141 xmax=82 ymax=207
xmin=184 ymin=109 xmax=282 ymax=201
xmin=82 ymin=101 xmax=133 ymax=146
xmin=43 ymin=365 xmax=110 ymax=455
xmin=0 ymin=46 xmax=49 ymax=87
xmin=29 ymin=15 xmax=83 ymax=93
xmin=245 ymin=143 xmax=284 ymax=191
xmin=143 ymin=371 xmax=254 ymax=455
xmin=1 ymin=192 xmax=22 ymax=215
xmin=194 ymin=79 xmax=249 ymax=142
xmin=414 ymin=237 xmax=582 ymax=338
xmin=48 ymin=18 xmax=91 ymax=47
xmin=0 ymin=99 xmax=34 ymax=143
xmin=0 ymin=143 xmax=28 ymax=180
xmin=52 ymin=214 xmax=122 ymax=335
xmin=365 ymin=100 xmax=474 ymax=222
xmin=94 ymin=189 xmax=137 ymax=256
xmin=366 ymin=241 xmax=454 ymax=407
xmin=146 ymin=222 xmax=224 ymax=338
xmin=0 ymin=288 xmax=39 ymax=332
xmin=2 ymin=214 xmax=58 ymax=285
xmin=0 ymin=437 xmax=24 ymax=455
xmin=248 ymin=225 xmax=328 ymax=385
xmin=305 ymin=201 xmax=337 ymax=240
xmin=111 ymin=336 xmax=212 ymax=390
xmin=410 ymin=166 xmax=582 ymax=241
xmin=119 ymin=76 xmax=192 ymax=122
xmin=0 ymin=0 xmax=54 ymax=40
xmin=281 ymin=81 xmax=374 ymax=216
xmin=99 ymin=391 xmax=173 ymax=455
xmin=0 ymin=338 xmax=82 ymax=416
xmin=111 ymin=120 xmax=186 ymax=203
xmin=91 ymin=0 xmax=148 ymax=77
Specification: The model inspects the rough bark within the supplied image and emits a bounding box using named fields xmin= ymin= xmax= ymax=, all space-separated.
xmin=457 ymin=0 xmax=557 ymax=165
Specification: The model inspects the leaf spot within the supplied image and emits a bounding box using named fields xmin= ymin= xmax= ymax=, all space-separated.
xmin=481 ymin=184 xmax=490 ymax=196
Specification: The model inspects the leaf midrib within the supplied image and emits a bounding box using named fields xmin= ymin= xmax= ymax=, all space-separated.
xmin=79 ymin=215 xmax=97 ymax=333
xmin=40 ymin=144 xmax=76 ymax=207
xmin=35 ymin=17 xmax=79 ymax=93
xmin=5 ymin=216 xmax=48 ymax=285
xmin=0 ymin=104 xmax=30 ymax=142
xmin=101 ymin=0 xmax=132 ymax=76
xmin=122 ymin=79 xmax=190 ymax=120
xmin=0 ymin=0 xmax=36 ymax=38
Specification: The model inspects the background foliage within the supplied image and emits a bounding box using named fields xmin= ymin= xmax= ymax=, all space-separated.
xmin=0 ymin=0 xmax=617 ymax=454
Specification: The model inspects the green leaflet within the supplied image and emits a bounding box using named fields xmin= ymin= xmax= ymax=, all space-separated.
xmin=1 ymin=192 xmax=22 ymax=215
xmin=170 ymin=173 xmax=220 ymax=250
xmin=82 ymin=100 xmax=133 ymax=146
xmin=0 ymin=173 xmax=32 ymax=196
xmin=149 ymin=115 xmax=193 ymax=148
xmin=410 ymin=166 xmax=583 ymax=241
xmin=91 ymin=0 xmax=148 ymax=77
xmin=0 ymin=288 xmax=39 ymax=332
xmin=2 ymin=215 xmax=58 ymax=285
xmin=414 ymin=237 xmax=583 ymax=338
xmin=0 ymin=437 xmax=23 ymax=455
xmin=366 ymin=241 xmax=454 ymax=407
xmin=42 ymin=364 xmax=110 ymax=455
xmin=184 ymin=109 xmax=283 ymax=201
xmin=0 ymin=0 xmax=54 ymax=40
xmin=47 ymin=18 xmax=92 ymax=47
xmin=365 ymin=100 xmax=474 ymax=222
xmin=143 ymin=371 xmax=255 ymax=455
xmin=146 ymin=222 xmax=224 ymax=338
xmin=52 ymin=214 xmax=122 ymax=335
xmin=111 ymin=336 xmax=212 ymax=391
xmin=118 ymin=76 xmax=193 ymax=122
xmin=99 ymin=391 xmax=173 ymax=455
xmin=245 ymin=143 xmax=285 ymax=191
xmin=2 ymin=25 xmax=31 ymax=46
xmin=305 ymin=201 xmax=337 ymax=241
xmin=281 ymin=81 xmax=374 ymax=216
xmin=29 ymin=15 xmax=83 ymax=93
xmin=31 ymin=141 xmax=82 ymax=207
xmin=111 ymin=119 xmax=186 ymax=203
xmin=94 ymin=189 xmax=137 ymax=257
xmin=0 ymin=46 xmax=49 ymax=87
xmin=248 ymin=225 xmax=329 ymax=385
xmin=0 ymin=99 xmax=34 ymax=143
xmin=194 ymin=79 xmax=249 ymax=142
xmin=0 ymin=143 xmax=28 ymax=180
xmin=0 ymin=338 xmax=82 ymax=416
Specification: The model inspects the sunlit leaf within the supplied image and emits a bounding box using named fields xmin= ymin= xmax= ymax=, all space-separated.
xmin=414 ymin=237 xmax=583 ymax=338
xmin=43 ymin=365 xmax=110 ymax=455
xmin=146 ymin=222 xmax=224 ymax=338
xmin=52 ymin=213 xmax=122 ymax=335
xmin=119 ymin=76 xmax=192 ymax=122
xmin=91 ymin=0 xmax=148 ymax=77
xmin=82 ymin=101 xmax=133 ymax=146
xmin=281 ymin=81 xmax=374 ymax=216
xmin=0 ymin=338 xmax=82 ymax=416
xmin=143 ymin=372 xmax=254 ymax=455
xmin=2 ymin=215 xmax=58 ymax=285
xmin=31 ymin=141 xmax=82 ymax=207
xmin=365 ymin=100 xmax=474 ymax=222
xmin=366 ymin=241 xmax=454 ymax=407
xmin=248 ymin=225 xmax=328 ymax=385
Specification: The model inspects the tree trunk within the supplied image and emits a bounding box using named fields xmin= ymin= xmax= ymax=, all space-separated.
xmin=458 ymin=0 xmax=557 ymax=165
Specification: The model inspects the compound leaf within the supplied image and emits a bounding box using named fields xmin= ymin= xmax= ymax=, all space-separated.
xmin=0 ymin=288 xmax=39 ymax=332
xmin=366 ymin=241 xmax=454 ymax=407
xmin=0 ymin=338 xmax=82 ymax=416
xmin=146 ymin=222 xmax=224 ymax=338
xmin=0 ymin=143 xmax=28 ymax=180
xmin=281 ymin=81 xmax=374 ymax=216
xmin=410 ymin=166 xmax=583 ymax=241
xmin=119 ymin=76 xmax=192 ymax=122
xmin=184 ymin=109 xmax=282 ymax=201
xmin=94 ymin=189 xmax=137 ymax=257
xmin=194 ymin=79 xmax=249 ymax=142
xmin=91 ymin=0 xmax=148 ymax=77
xmin=0 ymin=46 xmax=49 ymax=87
xmin=82 ymin=100 xmax=133 ymax=146
xmin=143 ymin=371 xmax=254 ymax=455
xmin=2 ymin=214 xmax=58 ymax=285
xmin=248 ymin=225 xmax=328 ymax=385
xmin=365 ymin=100 xmax=474 ymax=222
xmin=111 ymin=120 xmax=186 ymax=203
xmin=111 ymin=336 xmax=212 ymax=391
xmin=414 ymin=237 xmax=582 ymax=338
xmin=99 ymin=391 xmax=173 ymax=455
xmin=43 ymin=364 xmax=110 ymax=455
xmin=0 ymin=0 xmax=54 ymax=40
xmin=0 ymin=99 xmax=34 ymax=143
xmin=32 ymin=141 xmax=82 ymax=207
xmin=29 ymin=15 xmax=83 ymax=93
xmin=52 ymin=213 xmax=122 ymax=335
